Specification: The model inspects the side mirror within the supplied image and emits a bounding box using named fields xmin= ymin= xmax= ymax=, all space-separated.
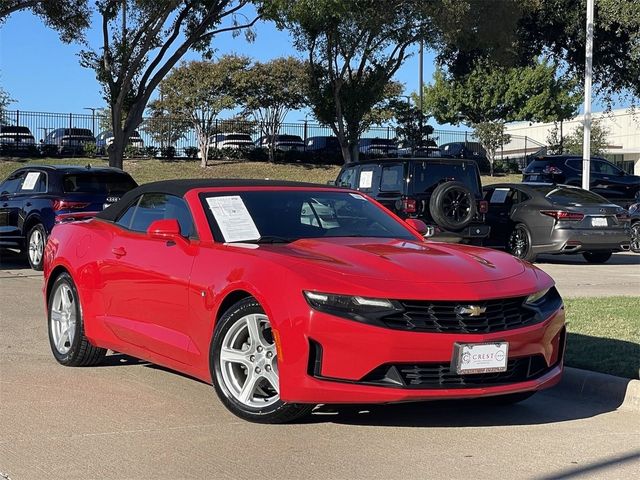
xmin=147 ymin=218 xmax=181 ymax=239
xmin=405 ymin=218 xmax=433 ymax=237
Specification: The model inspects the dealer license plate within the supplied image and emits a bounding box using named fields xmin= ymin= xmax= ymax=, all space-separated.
xmin=452 ymin=342 xmax=509 ymax=375
xmin=591 ymin=217 xmax=608 ymax=227
xmin=528 ymin=174 xmax=539 ymax=181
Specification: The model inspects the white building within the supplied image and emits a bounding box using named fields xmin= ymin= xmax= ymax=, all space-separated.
xmin=504 ymin=108 xmax=640 ymax=175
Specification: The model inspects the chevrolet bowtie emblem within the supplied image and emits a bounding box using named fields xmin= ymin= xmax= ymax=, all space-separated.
xmin=456 ymin=305 xmax=487 ymax=316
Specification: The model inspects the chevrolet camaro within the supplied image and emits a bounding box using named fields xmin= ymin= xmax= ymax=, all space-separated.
xmin=43 ymin=179 xmax=566 ymax=423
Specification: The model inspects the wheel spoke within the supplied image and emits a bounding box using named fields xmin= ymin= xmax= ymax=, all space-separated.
xmin=238 ymin=370 xmax=259 ymax=404
xmin=245 ymin=315 xmax=263 ymax=347
xmin=262 ymin=367 xmax=279 ymax=392
xmin=56 ymin=326 xmax=69 ymax=351
xmin=220 ymin=346 xmax=252 ymax=367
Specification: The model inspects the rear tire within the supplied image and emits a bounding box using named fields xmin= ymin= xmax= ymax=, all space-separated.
xmin=210 ymin=297 xmax=314 ymax=424
xmin=582 ymin=251 xmax=612 ymax=263
xmin=630 ymin=222 xmax=640 ymax=253
xmin=26 ymin=223 xmax=46 ymax=271
xmin=48 ymin=272 xmax=107 ymax=366
xmin=507 ymin=223 xmax=537 ymax=262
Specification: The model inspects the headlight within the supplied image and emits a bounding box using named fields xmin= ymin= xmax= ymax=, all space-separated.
xmin=303 ymin=291 xmax=403 ymax=323
xmin=525 ymin=288 xmax=550 ymax=305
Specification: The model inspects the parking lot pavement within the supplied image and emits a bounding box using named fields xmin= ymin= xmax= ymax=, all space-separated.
xmin=535 ymin=251 xmax=640 ymax=298
xmin=1 ymin=258 xmax=639 ymax=479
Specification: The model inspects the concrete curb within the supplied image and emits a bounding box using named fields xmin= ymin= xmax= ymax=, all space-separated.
xmin=553 ymin=367 xmax=640 ymax=412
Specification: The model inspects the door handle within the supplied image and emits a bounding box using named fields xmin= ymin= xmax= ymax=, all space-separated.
xmin=25 ymin=202 xmax=32 ymax=207
xmin=111 ymin=246 xmax=127 ymax=257
xmin=1 ymin=203 xmax=7 ymax=207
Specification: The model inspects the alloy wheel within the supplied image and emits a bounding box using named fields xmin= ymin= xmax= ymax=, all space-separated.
xmin=219 ymin=313 xmax=279 ymax=408
xmin=631 ymin=223 xmax=640 ymax=253
xmin=28 ymin=228 xmax=44 ymax=266
xmin=50 ymin=283 xmax=77 ymax=355
xmin=441 ymin=188 xmax=472 ymax=222
xmin=509 ymin=227 xmax=528 ymax=259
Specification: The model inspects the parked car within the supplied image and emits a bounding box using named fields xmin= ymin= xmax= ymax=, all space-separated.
xmin=0 ymin=165 xmax=137 ymax=270
xmin=0 ymin=125 xmax=37 ymax=154
xmin=522 ymin=155 xmax=640 ymax=207
xmin=358 ymin=137 xmax=398 ymax=156
xmin=96 ymin=130 xmax=144 ymax=154
xmin=439 ymin=141 xmax=490 ymax=174
xmin=334 ymin=157 xmax=490 ymax=243
xmin=210 ymin=133 xmax=254 ymax=150
xmin=305 ymin=136 xmax=341 ymax=154
xmin=482 ymin=182 xmax=631 ymax=263
xmin=629 ymin=202 xmax=640 ymax=253
xmin=43 ymin=128 xmax=96 ymax=156
xmin=398 ymin=140 xmax=442 ymax=158
xmin=256 ymin=134 xmax=305 ymax=152
xmin=43 ymin=178 xmax=565 ymax=423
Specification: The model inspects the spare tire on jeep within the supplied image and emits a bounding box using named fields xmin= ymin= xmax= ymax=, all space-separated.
xmin=429 ymin=181 xmax=476 ymax=231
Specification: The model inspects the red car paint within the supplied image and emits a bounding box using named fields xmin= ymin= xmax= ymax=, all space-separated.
xmin=43 ymin=184 xmax=565 ymax=404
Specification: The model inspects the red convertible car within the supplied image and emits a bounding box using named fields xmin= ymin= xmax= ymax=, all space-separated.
xmin=43 ymin=179 xmax=566 ymax=423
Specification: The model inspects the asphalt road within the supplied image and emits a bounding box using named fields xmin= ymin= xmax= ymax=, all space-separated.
xmin=1 ymin=251 xmax=639 ymax=479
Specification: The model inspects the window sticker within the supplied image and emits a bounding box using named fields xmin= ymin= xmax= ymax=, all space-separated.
xmin=490 ymin=188 xmax=510 ymax=204
xmin=206 ymin=195 xmax=260 ymax=242
xmin=21 ymin=172 xmax=41 ymax=190
xmin=359 ymin=170 xmax=373 ymax=189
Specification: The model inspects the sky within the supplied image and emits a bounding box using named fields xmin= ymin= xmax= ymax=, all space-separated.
xmin=0 ymin=7 xmax=632 ymax=131
xmin=0 ymin=7 xmax=439 ymax=124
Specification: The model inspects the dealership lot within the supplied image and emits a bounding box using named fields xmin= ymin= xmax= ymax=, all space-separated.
xmin=0 ymin=251 xmax=638 ymax=479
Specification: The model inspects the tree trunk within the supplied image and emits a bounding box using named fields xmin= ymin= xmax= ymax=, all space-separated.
xmin=340 ymin=144 xmax=352 ymax=164
xmin=108 ymin=135 xmax=125 ymax=170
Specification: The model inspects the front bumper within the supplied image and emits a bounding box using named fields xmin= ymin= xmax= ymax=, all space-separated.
xmin=278 ymin=304 xmax=565 ymax=404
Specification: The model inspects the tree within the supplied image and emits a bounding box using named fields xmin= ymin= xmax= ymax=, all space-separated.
xmin=563 ymin=119 xmax=610 ymax=156
xmin=473 ymin=122 xmax=511 ymax=176
xmin=154 ymin=56 xmax=249 ymax=167
xmin=237 ymin=57 xmax=308 ymax=162
xmin=266 ymin=0 xmax=436 ymax=164
xmin=423 ymin=59 xmax=581 ymax=175
xmin=141 ymin=108 xmax=190 ymax=150
xmin=389 ymin=99 xmax=434 ymax=153
xmin=433 ymin=1 xmax=640 ymax=106
xmin=80 ymin=1 xmax=259 ymax=169
xmin=0 ymin=0 xmax=90 ymax=43
xmin=0 ymin=84 xmax=13 ymax=123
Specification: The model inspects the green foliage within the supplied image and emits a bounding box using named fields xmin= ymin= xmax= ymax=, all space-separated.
xmin=154 ymin=55 xmax=250 ymax=167
xmin=215 ymin=115 xmax=258 ymax=135
xmin=183 ymin=146 xmax=199 ymax=159
xmin=79 ymin=1 xmax=259 ymax=168
xmin=266 ymin=0 xmax=436 ymax=164
xmin=141 ymin=109 xmax=189 ymax=150
xmin=563 ymin=119 xmax=610 ymax=156
xmin=143 ymin=146 xmax=158 ymax=158
xmin=124 ymin=144 xmax=142 ymax=158
xmin=160 ymin=145 xmax=176 ymax=159
xmin=389 ymin=99 xmax=434 ymax=151
xmin=83 ymin=142 xmax=98 ymax=157
xmin=473 ymin=122 xmax=511 ymax=177
xmin=238 ymin=57 xmax=308 ymax=162
xmin=0 ymin=84 xmax=13 ymax=120
xmin=0 ymin=0 xmax=90 ymax=43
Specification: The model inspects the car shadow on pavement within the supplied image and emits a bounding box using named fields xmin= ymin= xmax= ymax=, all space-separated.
xmin=536 ymin=252 xmax=640 ymax=266
xmin=304 ymin=387 xmax=627 ymax=428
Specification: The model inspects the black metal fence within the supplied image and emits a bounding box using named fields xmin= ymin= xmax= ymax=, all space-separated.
xmin=1 ymin=109 xmax=545 ymax=169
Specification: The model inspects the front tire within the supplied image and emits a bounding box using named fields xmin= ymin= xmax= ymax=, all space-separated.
xmin=48 ymin=272 xmax=107 ymax=366
xmin=507 ymin=223 xmax=537 ymax=262
xmin=210 ymin=297 xmax=313 ymax=423
xmin=27 ymin=223 xmax=46 ymax=270
xmin=582 ymin=251 xmax=612 ymax=263
xmin=630 ymin=222 xmax=640 ymax=253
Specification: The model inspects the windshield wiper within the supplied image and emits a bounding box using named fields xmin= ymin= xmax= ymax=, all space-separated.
xmin=238 ymin=235 xmax=294 ymax=244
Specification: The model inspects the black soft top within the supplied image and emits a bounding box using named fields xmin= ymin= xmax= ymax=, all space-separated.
xmin=96 ymin=178 xmax=329 ymax=222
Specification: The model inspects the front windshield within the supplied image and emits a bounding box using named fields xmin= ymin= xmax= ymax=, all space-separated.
xmin=201 ymin=190 xmax=416 ymax=243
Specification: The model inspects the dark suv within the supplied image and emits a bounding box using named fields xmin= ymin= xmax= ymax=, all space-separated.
xmin=334 ymin=158 xmax=489 ymax=243
xmin=0 ymin=165 xmax=137 ymax=270
xmin=523 ymin=155 xmax=640 ymax=207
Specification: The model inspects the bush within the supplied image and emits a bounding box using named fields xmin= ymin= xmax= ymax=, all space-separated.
xmin=184 ymin=146 xmax=199 ymax=159
xmin=144 ymin=146 xmax=158 ymax=158
xmin=83 ymin=142 xmax=98 ymax=157
xmin=160 ymin=145 xmax=176 ymax=159
xmin=40 ymin=144 xmax=59 ymax=157
xmin=124 ymin=144 xmax=143 ymax=158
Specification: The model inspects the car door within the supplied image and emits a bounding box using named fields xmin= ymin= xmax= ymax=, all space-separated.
xmin=591 ymin=160 xmax=629 ymax=201
xmin=98 ymin=193 xmax=198 ymax=364
xmin=0 ymin=170 xmax=27 ymax=243
xmin=483 ymin=187 xmax=517 ymax=247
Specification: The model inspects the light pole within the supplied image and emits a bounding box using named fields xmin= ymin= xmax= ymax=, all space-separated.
xmin=581 ymin=0 xmax=594 ymax=190
xmin=83 ymin=107 xmax=99 ymax=137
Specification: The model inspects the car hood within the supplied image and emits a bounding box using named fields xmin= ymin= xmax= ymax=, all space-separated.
xmin=254 ymin=237 xmax=526 ymax=284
